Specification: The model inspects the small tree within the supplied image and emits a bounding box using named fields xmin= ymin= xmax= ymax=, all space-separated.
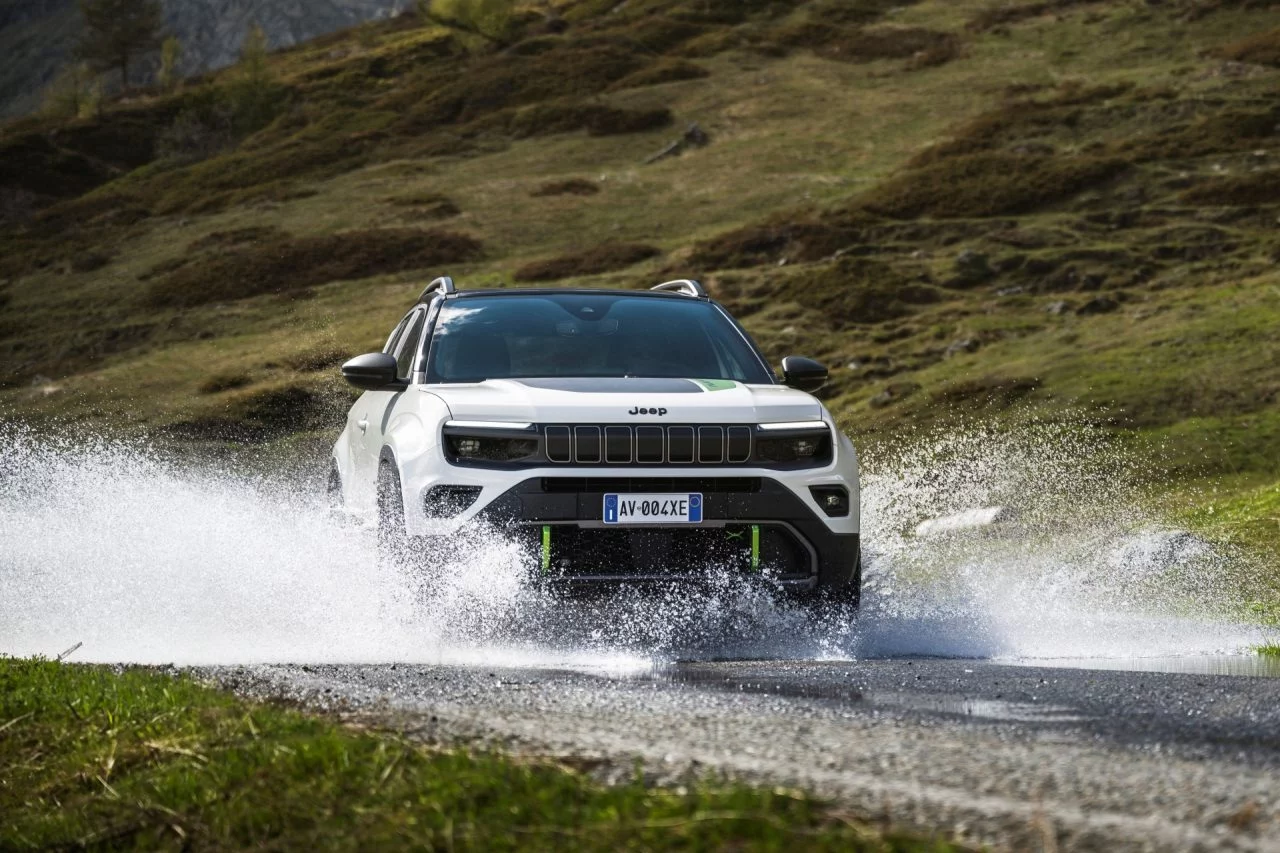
xmin=227 ymin=23 xmax=284 ymax=133
xmin=159 ymin=35 xmax=182 ymax=91
xmin=418 ymin=0 xmax=517 ymax=48
xmin=75 ymin=0 xmax=164 ymax=89
xmin=42 ymin=63 xmax=95 ymax=118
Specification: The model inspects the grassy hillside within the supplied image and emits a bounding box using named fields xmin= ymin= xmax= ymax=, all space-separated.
xmin=0 ymin=0 xmax=1277 ymax=560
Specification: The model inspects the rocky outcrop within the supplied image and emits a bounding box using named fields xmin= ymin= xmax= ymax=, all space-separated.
xmin=0 ymin=0 xmax=410 ymax=119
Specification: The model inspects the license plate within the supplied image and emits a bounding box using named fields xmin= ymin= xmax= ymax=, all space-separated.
xmin=603 ymin=493 xmax=703 ymax=525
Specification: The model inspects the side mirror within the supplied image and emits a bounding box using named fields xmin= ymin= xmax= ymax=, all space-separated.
xmin=341 ymin=352 xmax=405 ymax=391
xmin=781 ymin=356 xmax=828 ymax=393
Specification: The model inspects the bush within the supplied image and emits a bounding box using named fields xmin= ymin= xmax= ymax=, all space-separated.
xmin=513 ymin=243 xmax=661 ymax=282
xmin=856 ymin=153 xmax=1128 ymax=219
xmin=148 ymin=228 xmax=483 ymax=307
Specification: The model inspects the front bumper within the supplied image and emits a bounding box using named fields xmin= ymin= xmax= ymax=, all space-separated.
xmin=466 ymin=476 xmax=860 ymax=590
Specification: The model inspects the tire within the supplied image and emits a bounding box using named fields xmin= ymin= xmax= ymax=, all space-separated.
xmin=376 ymin=458 xmax=408 ymax=557
xmin=795 ymin=548 xmax=861 ymax=618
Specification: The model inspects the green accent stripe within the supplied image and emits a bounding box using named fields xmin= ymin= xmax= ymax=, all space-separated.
xmin=750 ymin=524 xmax=760 ymax=572
xmin=541 ymin=525 xmax=552 ymax=573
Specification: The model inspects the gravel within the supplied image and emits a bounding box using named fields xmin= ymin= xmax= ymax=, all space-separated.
xmin=200 ymin=658 xmax=1280 ymax=852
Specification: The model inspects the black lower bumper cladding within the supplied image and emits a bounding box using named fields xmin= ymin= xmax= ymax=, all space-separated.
xmin=473 ymin=477 xmax=860 ymax=590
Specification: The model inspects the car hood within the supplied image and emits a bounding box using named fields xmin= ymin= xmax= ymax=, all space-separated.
xmin=421 ymin=377 xmax=824 ymax=424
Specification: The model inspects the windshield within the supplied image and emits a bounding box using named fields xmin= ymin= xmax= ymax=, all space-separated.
xmin=424 ymin=294 xmax=772 ymax=384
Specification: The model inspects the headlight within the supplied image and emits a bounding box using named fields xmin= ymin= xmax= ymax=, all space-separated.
xmin=442 ymin=422 xmax=541 ymax=465
xmin=753 ymin=425 xmax=833 ymax=466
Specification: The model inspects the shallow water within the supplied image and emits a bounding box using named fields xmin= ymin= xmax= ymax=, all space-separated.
xmin=0 ymin=423 xmax=1268 ymax=672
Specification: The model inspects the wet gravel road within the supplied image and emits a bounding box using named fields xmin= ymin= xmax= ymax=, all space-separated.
xmin=206 ymin=658 xmax=1280 ymax=851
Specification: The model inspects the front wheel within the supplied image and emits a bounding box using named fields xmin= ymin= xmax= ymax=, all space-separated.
xmin=376 ymin=459 xmax=408 ymax=556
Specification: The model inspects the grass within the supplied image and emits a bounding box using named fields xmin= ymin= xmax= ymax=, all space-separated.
xmin=1258 ymin=644 xmax=1280 ymax=657
xmin=0 ymin=657 xmax=957 ymax=852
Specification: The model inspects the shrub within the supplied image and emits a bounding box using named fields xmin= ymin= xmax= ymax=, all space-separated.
xmin=148 ymin=228 xmax=483 ymax=307
xmin=530 ymin=178 xmax=599 ymax=197
xmin=856 ymin=153 xmax=1128 ymax=219
xmin=513 ymin=243 xmax=661 ymax=282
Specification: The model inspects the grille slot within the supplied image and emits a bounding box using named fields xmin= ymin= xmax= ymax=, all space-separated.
xmin=540 ymin=477 xmax=762 ymax=494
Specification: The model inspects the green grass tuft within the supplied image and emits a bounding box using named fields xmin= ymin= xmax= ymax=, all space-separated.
xmin=0 ymin=657 xmax=959 ymax=851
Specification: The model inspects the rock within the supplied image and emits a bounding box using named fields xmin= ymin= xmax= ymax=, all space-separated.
xmin=1076 ymin=297 xmax=1119 ymax=315
xmin=1080 ymin=273 xmax=1107 ymax=291
xmin=996 ymin=285 xmax=1025 ymax=296
xmin=945 ymin=338 xmax=980 ymax=357
xmin=1046 ymin=300 xmax=1073 ymax=315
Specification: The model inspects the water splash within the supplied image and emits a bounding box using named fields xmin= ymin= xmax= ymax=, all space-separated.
xmin=0 ymin=421 xmax=1263 ymax=667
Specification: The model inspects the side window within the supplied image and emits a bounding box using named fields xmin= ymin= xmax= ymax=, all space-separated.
xmin=383 ymin=314 xmax=412 ymax=355
xmin=395 ymin=311 xmax=427 ymax=380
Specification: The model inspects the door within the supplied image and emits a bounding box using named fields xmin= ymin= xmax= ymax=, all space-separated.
xmin=359 ymin=308 xmax=427 ymax=504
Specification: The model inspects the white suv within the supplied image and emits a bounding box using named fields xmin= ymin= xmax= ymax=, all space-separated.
xmin=331 ymin=277 xmax=861 ymax=606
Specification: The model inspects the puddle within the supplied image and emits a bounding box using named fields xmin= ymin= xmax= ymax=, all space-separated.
xmin=1002 ymin=655 xmax=1280 ymax=678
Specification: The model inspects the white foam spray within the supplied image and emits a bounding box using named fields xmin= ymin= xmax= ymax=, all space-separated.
xmin=0 ymin=421 xmax=1265 ymax=668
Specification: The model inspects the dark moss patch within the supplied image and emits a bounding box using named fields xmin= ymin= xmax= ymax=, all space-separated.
xmin=198 ymin=371 xmax=253 ymax=394
xmin=148 ymin=229 xmax=483 ymax=308
xmin=1180 ymin=169 xmax=1280 ymax=206
xmin=394 ymin=45 xmax=648 ymax=133
xmin=1217 ymin=27 xmax=1280 ymax=66
xmin=168 ymin=384 xmax=337 ymax=442
xmin=286 ymin=347 xmax=349 ymax=372
xmin=772 ymin=257 xmax=944 ymax=326
xmin=930 ymin=375 xmax=1043 ymax=405
xmin=1119 ymin=106 xmax=1280 ymax=163
xmin=906 ymin=84 xmax=1131 ymax=167
xmin=530 ymin=178 xmax=600 ymax=197
xmin=495 ymin=102 xmax=673 ymax=139
xmin=856 ymin=153 xmax=1128 ymax=219
xmin=687 ymin=215 xmax=869 ymax=270
xmin=608 ymin=59 xmax=711 ymax=91
xmin=383 ymin=192 xmax=461 ymax=219
xmin=513 ymin=243 xmax=661 ymax=282
xmin=966 ymin=0 xmax=1099 ymax=32
xmin=187 ymin=226 xmax=289 ymax=252
xmin=794 ymin=25 xmax=962 ymax=66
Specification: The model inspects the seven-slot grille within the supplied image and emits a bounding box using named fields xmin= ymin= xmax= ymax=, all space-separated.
xmin=544 ymin=425 xmax=753 ymax=465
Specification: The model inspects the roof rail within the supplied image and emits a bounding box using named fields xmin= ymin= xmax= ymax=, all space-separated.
xmin=418 ymin=276 xmax=456 ymax=303
xmin=650 ymin=279 xmax=707 ymax=298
